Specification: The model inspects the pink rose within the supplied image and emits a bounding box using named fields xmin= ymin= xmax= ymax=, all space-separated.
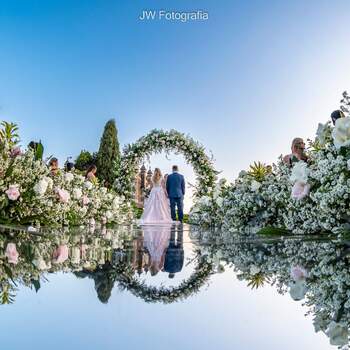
xmin=52 ymin=244 xmax=69 ymax=264
xmin=10 ymin=147 xmax=22 ymax=158
xmin=5 ymin=185 xmax=20 ymax=201
xmin=56 ymin=188 xmax=70 ymax=203
xmin=291 ymin=181 xmax=310 ymax=200
xmin=82 ymin=195 xmax=90 ymax=205
xmin=5 ymin=243 xmax=19 ymax=264
xmin=291 ymin=265 xmax=308 ymax=281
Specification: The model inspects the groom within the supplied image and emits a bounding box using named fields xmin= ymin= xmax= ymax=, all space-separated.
xmin=166 ymin=165 xmax=185 ymax=222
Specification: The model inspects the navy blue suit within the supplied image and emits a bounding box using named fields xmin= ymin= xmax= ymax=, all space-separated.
xmin=166 ymin=172 xmax=185 ymax=222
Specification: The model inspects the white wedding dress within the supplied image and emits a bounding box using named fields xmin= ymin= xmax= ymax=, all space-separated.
xmin=139 ymin=178 xmax=173 ymax=224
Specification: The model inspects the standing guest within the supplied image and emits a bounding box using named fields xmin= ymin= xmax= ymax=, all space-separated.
xmin=330 ymin=110 xmax=345 ymax=125
xmin=65 ymin=162 xmax=75 ymax=172
xmin=283 ymin=138 xmax=308 ymax=167
xmin=86 ymin=165 xmax=97 ymax=183
xmin=49 ymin=158 xmax=59 ymax=176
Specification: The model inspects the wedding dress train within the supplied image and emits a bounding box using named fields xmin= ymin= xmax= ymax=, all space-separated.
xmin=139 ymin=180 xmax=173 ymax=224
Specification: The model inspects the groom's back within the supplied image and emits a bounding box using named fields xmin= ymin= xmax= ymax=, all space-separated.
xmin=167 ymin=173 xmax=185 ymax=198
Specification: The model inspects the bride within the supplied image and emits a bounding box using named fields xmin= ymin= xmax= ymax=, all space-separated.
xmin=139 ymin=168 xmax=174 ymax=224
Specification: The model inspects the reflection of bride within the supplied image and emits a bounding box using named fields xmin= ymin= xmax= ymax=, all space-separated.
xmin=139 ymin=168 xmax=173 ymax=224
xmin=143 ymin=224 xmax=171 ymax=276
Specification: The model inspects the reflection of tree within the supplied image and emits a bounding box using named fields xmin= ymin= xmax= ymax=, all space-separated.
xmin=75 ymin=263 xmax=116 ymax=304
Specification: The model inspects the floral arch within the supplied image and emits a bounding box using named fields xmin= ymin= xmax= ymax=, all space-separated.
xmin=115 ymin=129 xmax=217 ymax=202
xmin=113 ymin=256 xmax=213 ymax=303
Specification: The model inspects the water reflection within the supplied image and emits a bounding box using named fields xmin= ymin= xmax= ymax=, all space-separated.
xmin=0 ymin=224 xmax=349 ymax=348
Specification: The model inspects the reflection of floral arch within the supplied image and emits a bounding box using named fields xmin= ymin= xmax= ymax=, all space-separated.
xmin=115 ymin=129 xmax=217 ymax=201
xmin=114 ymin=257 xmax=213 ymax=303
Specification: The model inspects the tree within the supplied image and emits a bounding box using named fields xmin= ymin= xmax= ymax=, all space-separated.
xmin=75 ymin=150 xmax=96 ymax=171
xmin=96 ymin=119 xmax=121 ymax=186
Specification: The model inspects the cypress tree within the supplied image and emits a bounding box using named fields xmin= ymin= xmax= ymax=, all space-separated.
xmin=96 ymin=119 xmax=121 ymax=187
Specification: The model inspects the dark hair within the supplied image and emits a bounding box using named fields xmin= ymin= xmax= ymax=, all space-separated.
xmin=172 ymin=165 xmax=178 ymax=172
xmin=331 ymin=110 xmax=344 ymax=125
xmin=49 ymin=157 xmax=58 ymax=166
xmin=66 ymin=162 xmax=74 ymax=172
xmin=86 ymin=164 xmax=97 ymax=176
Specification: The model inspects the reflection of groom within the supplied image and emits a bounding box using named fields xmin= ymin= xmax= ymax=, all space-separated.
xmin=164 ymin=224 xmax=184 ymax=278
xmin=166 ymin=165 xmax=185 ymax=222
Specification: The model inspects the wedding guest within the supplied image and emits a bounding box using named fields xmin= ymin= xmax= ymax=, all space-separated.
xmin=65 ymin=162 xmax=75 ymax=172
xmin=86 ymin=164 xmax=97 ymax=182
xmin=49 ymin=157 xmax=59 ymax=176
xmin=330 ymin=110 xmax=345 ymax=125
xmin=283 ymin=138 xmax=308 ymax=167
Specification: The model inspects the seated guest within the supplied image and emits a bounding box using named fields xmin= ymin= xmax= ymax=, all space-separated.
xmin=86 ymin=165 xmax=97 ymax=183
xmin=283 ymin=138 xmax=308 ymax=167
xmin=49 ymin=158 xmax=59 ymax=176
xmin=330 ymin=110 xmax=345 ymax=125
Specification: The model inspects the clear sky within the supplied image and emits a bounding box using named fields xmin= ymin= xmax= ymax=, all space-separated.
xmin=1 ymin=0 xmax=350 ymax=182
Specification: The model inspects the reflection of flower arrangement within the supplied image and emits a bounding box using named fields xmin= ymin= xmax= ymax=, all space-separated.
xmin=115 ymin=129 xmax=217 ymax=200
xmin=0 ymin=128 xmax=133 ymax=226
xmin=0 ymin=225 xmax=213 ymax=305
xmin=198 ymin=235 xmax=350 ymax=348
xmin=191 ymin=105 xmax=350 ymax=236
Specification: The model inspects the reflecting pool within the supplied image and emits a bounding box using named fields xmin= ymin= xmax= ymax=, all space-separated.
xmin=0 ymin=224 xmax=347 ymax=350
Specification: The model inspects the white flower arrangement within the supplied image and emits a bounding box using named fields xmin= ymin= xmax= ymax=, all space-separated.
xmin=191 ymin=110 xmax=350 ymax=236
xmin=0 ymin=138 xmax=133 ymax=226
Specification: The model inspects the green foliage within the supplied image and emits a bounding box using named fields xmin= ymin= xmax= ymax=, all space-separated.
xmin=0 ymin=121 xmax=20 ymax=147
xmin=246 ymin=273 xmax=271 ymax=289
xmin=28 ymin=141 xmax=44 ymax=160
xmin=75 ymin=150 xmax=96 ymax=171
xmin=248 ymin=161 xmax=271 ymax=182
xmin=257 ymin=227 xmax=290 ymax=236
xmin=96 ymin=119 xmax=121 ymax=187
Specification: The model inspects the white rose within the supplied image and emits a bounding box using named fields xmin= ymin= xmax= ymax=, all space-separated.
xmin=33 ymin=178 xmax=49 ymax=196
xmin=64 ymin=173 xmax=74 ymax=183
xmin=46 ymin=177 xmax=53 ymax=189
xmin=251 ymin=180 xmax=261 ymax=192
xmin=316 ymin=122 xmax=329 ymax=146
xmin=32 ymin=258 xmax=49 ymax=270
xmin=105 ymin=211 xmax=113 ymax=220
xmin=289 ymin=280 xmax=307 ymax=301
xmin=84 ymin=181 xmax=93 ymax=190
xmin=112 ymin=197 xmax=121 ymax=210
xmin=72 ymin=188 xmax=82 ymax=200
xmin=347 ymin=159 xmax=350 ymax=171
xmin=250 ymin=265 xmax=261 ymax=275
xmin=326 ymin=321 xmax=349 ymax=346
xmin=71 ymin=247 xmax=81 ymax=264
xmin=332 ymin=116 xmax=350 ymax=149
xmin=216 ymin=197 xmax=223 ymax=207
xmin=290 ymin=161 xmax=309 ymax=184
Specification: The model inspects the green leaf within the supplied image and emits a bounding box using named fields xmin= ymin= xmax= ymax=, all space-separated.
xmin=257 ymin=226 xmax=290 ymax=236
xmin=31 ymin=279 xmax=41 ymax=293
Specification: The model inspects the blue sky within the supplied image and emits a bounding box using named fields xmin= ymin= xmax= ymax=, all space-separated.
xmin=1 ymin=0 xmax=350 ymax=183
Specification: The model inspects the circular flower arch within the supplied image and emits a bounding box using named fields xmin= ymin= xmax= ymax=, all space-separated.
xmin=115 ymin=129 xmax=217 ymax=201
xmin=113 ymin=257 xmax=213 ymax=304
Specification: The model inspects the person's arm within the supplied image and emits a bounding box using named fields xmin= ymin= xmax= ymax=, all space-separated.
xmin=166 ymin=176 xmax=170 ymax=194
xmin=181 ymin=176 xmax=185 ymax=195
